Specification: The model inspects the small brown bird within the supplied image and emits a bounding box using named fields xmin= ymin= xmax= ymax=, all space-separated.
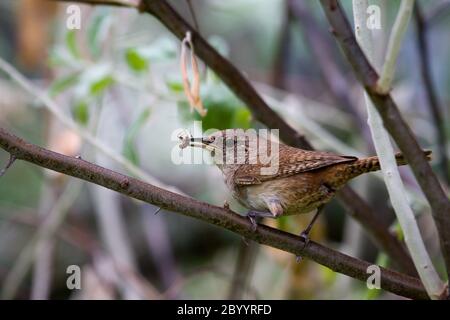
xmin=186 ymin=129 xmax=431 ymax=238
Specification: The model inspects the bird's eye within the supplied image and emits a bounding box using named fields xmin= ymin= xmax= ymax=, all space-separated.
xmin=209 ymin=136 xmax=215 ymax=142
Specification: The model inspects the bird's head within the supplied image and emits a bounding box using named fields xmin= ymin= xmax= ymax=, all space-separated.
xmin=186 ymin=129 xmax=264 ymax=170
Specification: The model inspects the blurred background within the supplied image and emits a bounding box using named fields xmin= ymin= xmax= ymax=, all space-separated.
xmin=0 ymin=0 xmax=448 ymax=299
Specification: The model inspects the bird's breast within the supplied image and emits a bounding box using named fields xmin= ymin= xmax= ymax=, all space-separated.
xmin=233 ymin=172 xmax=336 ymax=215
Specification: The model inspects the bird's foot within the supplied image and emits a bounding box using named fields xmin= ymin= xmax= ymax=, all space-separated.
xmin=246 ymin=210 xmax=273 ymax=231
xmin=223 ymin=200 xmax=230 ymax=211
xmin=296 ymin=230 xmax=311 ymax=263
xmin=295 ymin=207 xmax=323 ymax=263
xmin=247 ymin=211 xmax=258 ymax=232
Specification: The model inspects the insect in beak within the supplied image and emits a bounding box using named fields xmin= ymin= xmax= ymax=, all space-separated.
xmin=189 ymin=136 xmax=216 ymax=150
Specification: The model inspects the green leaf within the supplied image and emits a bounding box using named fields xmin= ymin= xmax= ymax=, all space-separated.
xmin=87 ymin=11 xmax=110 ymax=59
xmin=124 ymin=37 xmax=177 ymax=71
xmin=125 ymin=48 xmax=148 ymax=72
xmin=49 ymin=73 xmax=80 ymax=97
xmin=122 ymin=108 xmax=151 ymax=165
xmin=232 ymin=108 xmax=252 ymax=129
xmin=66 ymin=30 xmax=80 ymax=59
xmin=393 ymin=220 xmax=404 ymax=241
xmin=90 ymin=75 xmax=114 ymax=96
xmin=166 ymin=80 xmax=184 ymax=93
xmin=73 ymin=101 xmax=89 ymax=125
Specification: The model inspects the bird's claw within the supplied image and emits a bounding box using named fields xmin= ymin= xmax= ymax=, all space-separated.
xmin=247 ymin=211 xmax=258 ymax=231
xmin=295 ymin=231 xmax=311 ymax=263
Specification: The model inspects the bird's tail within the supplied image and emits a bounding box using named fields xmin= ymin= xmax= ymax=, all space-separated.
xmin=346 ymin=150 xmax=432 ymax=177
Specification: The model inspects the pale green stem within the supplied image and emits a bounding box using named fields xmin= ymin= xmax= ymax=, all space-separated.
xmin=377 ymin=0 xmax=415 ymax=93
xmin=352 ymin=0 xmax=445 ymax=299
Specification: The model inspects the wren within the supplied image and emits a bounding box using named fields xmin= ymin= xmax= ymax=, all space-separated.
xmin=186 ymin=129 xmax=431 ymax=235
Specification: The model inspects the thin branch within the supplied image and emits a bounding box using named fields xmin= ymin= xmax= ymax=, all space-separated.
xmin=377 ymin=0 xmax=414 ymax=93
xmin=352 ymin=0 xmax=445 ymax=300
xmin=0 ymin=154 xmax=16 ymax=177
xmin=48 ymin=0 xmax=416 ymax=275
xmin=185 ymin=0 xmax=200 ymax=32
xmin=320 ymin=0 xmax=450 ymax=286
xmin=288 ymin=0 xmax=373 ymax=149
xmin=227 ymin=240 xmax=259 ymax=299
xmin=0 ymin=127 xmax=429 ymax=299
xmin=414 ymin=2 xmax=449 ymax=185
xmin=271 ymin=1 xmax=292 ymax=88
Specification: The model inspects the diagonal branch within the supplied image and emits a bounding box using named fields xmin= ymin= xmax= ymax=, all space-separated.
xmin=320 ymin=0 xmax=450 ymax=285
xmin=352 ymin=0 xmax=444 ymax=299
xmin=48 ymin=0 xmax=417 ymax=275
xmin=414 ymin=2 xmax=449 ymax=186
xmin=288 ymin=0 xmax=373 ymax=150
xmin=0 ymin=127 xmax=428 ymax=299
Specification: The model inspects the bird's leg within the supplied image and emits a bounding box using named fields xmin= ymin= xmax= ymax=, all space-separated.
xmin=247 ymin=199 xmax=284 ymax=231
xmin=246 ymin=210 xmax=273 ymax=231
xmin=247 ymin=211 xmax=257 ymax=231
xmin=296 ymin=205 xmax=324 ymax=263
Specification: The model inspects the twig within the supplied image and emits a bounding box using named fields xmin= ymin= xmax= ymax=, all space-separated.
xmin=0 ymin=127 xmax=429 ymax=299
xmin=271 ymin=1 xmax=292 ymax=88
xmin=288 ymin=0 xmax=373 ymax=149
xmin=352 ymin=0 xmax=445 ymax=300
xmin=227 ymin=239 xmax=259 ymax=299
xmin=185 ymin=0 xmax=200 ymax=32
xmin=143 ymin=205 xmax=181 ymax=296
xmin=414 ymin=2 xmax=449 ymax=185
xmin=377 ymin=0 xmax=415 ymax=94
xmin=31 ymin=183 xmax=57 ymax=300
xmin=0 ymin=154 xmax=16 ymax=177
xmin=320 ymin=0 xmax=450 ymax=287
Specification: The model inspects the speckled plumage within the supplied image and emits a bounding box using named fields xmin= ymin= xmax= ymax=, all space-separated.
xmin=191 ymin=130 xmax=431 ymax=218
